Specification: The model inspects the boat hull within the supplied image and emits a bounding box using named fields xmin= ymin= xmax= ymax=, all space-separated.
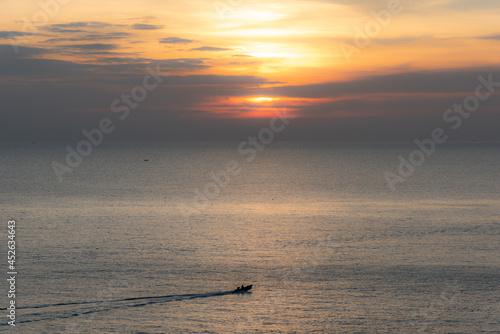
xmin=233 ymin=284 xmax=252 ymax=293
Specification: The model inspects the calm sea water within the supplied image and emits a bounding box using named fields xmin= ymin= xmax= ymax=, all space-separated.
xmin=1 ymin=142 xmax=499 ymax=333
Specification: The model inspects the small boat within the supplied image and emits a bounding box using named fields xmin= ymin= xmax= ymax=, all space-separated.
xmin=233 ymin=284 xmax=252 ymax=293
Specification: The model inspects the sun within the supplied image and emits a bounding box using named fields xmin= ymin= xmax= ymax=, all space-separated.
xmin=246 ymin=96 xmax=279 ymax=103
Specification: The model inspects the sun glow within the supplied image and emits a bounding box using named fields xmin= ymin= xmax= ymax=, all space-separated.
xmin=247 ymin=97 xmax=278 ymax=103
xmin=228 ymin=10 xmax=286 ymax=22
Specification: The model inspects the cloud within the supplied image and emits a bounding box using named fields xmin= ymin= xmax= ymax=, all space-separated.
xmin=63 ymin=43 xmax=118 ymax=51
xmin=44 ymin=27 xmax=86 ymax=33
xmin=86 ymin=32 xmax=131 ymax=39
xmin=131 ymin=24 xmax=164 ymax=30
xmin=190 ymin=46 xmax=231 ymax=51
xmin=441 ymin=0 xmax=500 ymax=10
xmin=1 ymin=41 xmax=498 ymax=143
xmin=270 ymin=67 xmax=500 ymax=98
xmin=130 ymin=16 xmax=157 ymax=20
xmin=0 ymin=31 xmax=37 ymax=39
xmin=50 ymin=21 xmax=113 ymax=28
xmin=0 ymin=48 xmax=211 ymax=78
xmin=318 ymin=0 xmax=499 ymax=13
xmin=0 ymin=57 xmax=91 ymax=78
xmin=44 ymin=32 xmax=132 ymax=43
xmin=0 ymin=55 xmax=279 ymax=141
xmin=159 ymin=74 xmax=271 ymax=86
xmin=373 ymin=36 xmax=430 ymax=45
xmin=159 ymin=37 xmax=194 ymax=44
xmin=0 ymin=44 xmax=50 ymax=58
xmin=156 ymin=58 xmax=210 ymax=71
xmin=97 ymin=57 xmax=150 ymax=64
xmin=478 ymin=34 xmax=500 ymax=40
xmin=43 ymin=21 xmax=120 ymax=33
xmin=317 ymin=0 xmax=400 ymax=10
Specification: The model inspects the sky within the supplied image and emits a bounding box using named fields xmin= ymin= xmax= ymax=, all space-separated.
xmin=1 ymin=0 xmax=499 ymax=141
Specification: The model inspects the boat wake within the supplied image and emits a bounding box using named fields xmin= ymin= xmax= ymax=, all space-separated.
xmin=7 ymin=290 xmax=241 ymax=325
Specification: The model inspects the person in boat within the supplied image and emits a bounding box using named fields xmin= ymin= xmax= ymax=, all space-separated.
xmin=235 ymin=284 xmax=246 ymax=292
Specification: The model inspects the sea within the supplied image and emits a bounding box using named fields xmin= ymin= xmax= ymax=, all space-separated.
xmin=0 ymin=142 xmax=499 ymax=333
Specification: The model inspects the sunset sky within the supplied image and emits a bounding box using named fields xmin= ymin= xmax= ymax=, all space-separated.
xmin=1 ymin=0 xmax=500 ymax=141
